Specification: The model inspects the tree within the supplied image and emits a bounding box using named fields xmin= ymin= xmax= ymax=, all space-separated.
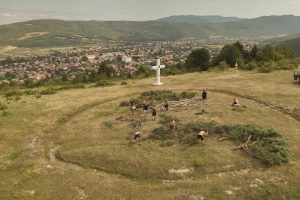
xmin=61 ymin=73 xmax=68 ymax=82
xmin=217 ymin=45 xmax=244 ymax=67
xmin=97 ymin=62 xmax=115 ymax=79
xmin=234 ymin=41 xmax=248 ymax=59
xmin=186 ymin=48 xmax=210 ymax=71
xmin=250 ymin=45 xmax=258 ymax=60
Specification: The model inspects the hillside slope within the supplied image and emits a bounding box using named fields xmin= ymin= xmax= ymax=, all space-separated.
xmin=1 ymin=15 xmax=300 ymax=47
xmin=273 ymin=34 xmax=300 ymax=55
xmin=0 ymin=70 xmax=300 ymax=199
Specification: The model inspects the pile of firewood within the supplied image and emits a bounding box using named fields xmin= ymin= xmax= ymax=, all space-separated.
xmin=155 ymin=99 xmax=207 ymax=111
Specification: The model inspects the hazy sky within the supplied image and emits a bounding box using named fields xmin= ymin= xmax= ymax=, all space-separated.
xmin=1 ymin=0 xmax=300 ymax=21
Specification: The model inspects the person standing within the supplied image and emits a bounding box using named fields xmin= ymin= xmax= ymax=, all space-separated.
xmin=130 ymin=99 xmax=136 ymax=115
xmin=202 ymin=89 xmax=207 ymax=100
xmin=170 ymin=119 xmax=176 ymax=131
xmin=164 ymin=97 xmax=169 ymax=111
xmin=142 ymin=100 xmax=149 ymax=115
xmin=151 ymin=107 xmax=157 ymax=121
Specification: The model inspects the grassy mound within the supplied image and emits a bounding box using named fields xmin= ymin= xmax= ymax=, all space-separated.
xmin=140 ymin=90 xmax=196 ymax=101
xmin=215 ymin=125 xmax=290 ymax=166
xmin=150 ymin=116 xmax=290 ymax=166
xmin=120 ymin=90 xmax=196 ymax=107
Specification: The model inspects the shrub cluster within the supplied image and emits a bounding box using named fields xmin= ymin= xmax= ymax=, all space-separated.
xmin=95 ymin=80 xmax=115 ymax=87
xmin=150 ymin=117 xmax=216 ymax=145
xmin=140 ymin=90 xmax=179 ymax=101
xmin=150 ymin=118 xmax=290 ymax=166
xmin=40 ymin=87 xmax=56 ymax=95
xmin=0 ymin=102 xmax=9 ymax=117
xmin=0 ymin=102 xmax=8 ymax=110
xmin=214 ymin=125 xmax=289 ymax=166
xmin=120 ymin=90 xmax=196 ymax=108
xmin=140 ymin=90 xmax=196 ymax=101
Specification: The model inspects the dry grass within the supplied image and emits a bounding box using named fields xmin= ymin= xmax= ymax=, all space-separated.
xmin=0 ymin=69 xmax=300 ymax=199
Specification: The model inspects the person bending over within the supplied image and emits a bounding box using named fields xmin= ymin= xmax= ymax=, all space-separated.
xmin=232 ymin=98 xmax=240 ymax=108
xmin=133 ymin=131 xmax=141 ymax=143
xmin=197 ymin=130 xmax=208 ymax=145
xmin=170 ymin=119 xmax=176 ymax=131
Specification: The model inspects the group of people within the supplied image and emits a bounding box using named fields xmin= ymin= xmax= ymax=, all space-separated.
xmin=130 ymin=97 xmax=170 ymax=121
xmin=132 ymin=89 xmax=240 ymax=144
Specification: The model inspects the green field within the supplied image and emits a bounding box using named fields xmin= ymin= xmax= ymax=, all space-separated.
xmin=0 ymin=70 xmax=300 ymax=199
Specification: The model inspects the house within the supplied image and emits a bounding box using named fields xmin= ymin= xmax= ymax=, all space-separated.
xmin=122 ymin=56 xmax=132 ymax=63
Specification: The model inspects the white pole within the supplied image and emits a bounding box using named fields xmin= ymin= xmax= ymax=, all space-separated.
xmin=157 ymin=67 xmax=160 ymax=85
xmin=156 ymin=59 xmax=161 ymax=85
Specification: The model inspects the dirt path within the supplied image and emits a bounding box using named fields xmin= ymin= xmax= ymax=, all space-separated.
xmin=210 ymin=88 xmax=300 ymax=122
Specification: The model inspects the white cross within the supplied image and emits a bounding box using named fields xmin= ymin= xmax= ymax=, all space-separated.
xmin=152 ymin=58 xmax=165 ymax=86
xmin=235 ymin=62 xmax=239 ymax=76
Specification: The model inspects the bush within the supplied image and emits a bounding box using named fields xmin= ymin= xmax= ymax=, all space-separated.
xmin=140 ymin=90 xmax=196 ymax=102
xmin=179 ymin=91 xmax=196 ymax=99
xmin=121 ymin=81 xmax=127 ymax=85
xmin=214 ymin=124 xmax=289 ymax=166
xmin=0 ymin=102 xmax=8 ymax=110
xmin=120 ymin=100 xmax=130 ymax=107
xmin=24 ymin=89 xmax=39 ymax=95
xmin=58 ymin=84 xmax=85 ymax=90
xmin=277 ymin=59 xmax=298 ymax=70
xmin=14 ymin=96 xmax=21 ymax=101
xmin=150 ymin=121 xmax=216 ymax=145
xmin=4 ymin=90 xmax=21 ymax=97
xmin=1 ymin=111 xmax=9 ymax=117
xmin=140 ymin=90 xmax=179 ymax=101
xmin=258 ymin=61 xmax=277 ymax=73
xmin=131 ymin=117 xmax=147 ymax=129
xmin=159 ymin=114 xmax=179 ymax=125
xmin=40 ymin=88 xmax=57 ymax=95
xmin=150 ymin=121 xmax=290 ymax=166
xmin=95 ymin=80 xmax=115 ymax=87
xmin=242 ymin=62 xmax=258 ymax=71
xmin=211 ymin=61 xmax=229 ymax=71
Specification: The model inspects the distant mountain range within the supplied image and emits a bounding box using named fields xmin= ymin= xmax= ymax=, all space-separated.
xmin=158 ymin=15 xmax=242 ymax=24
xmin=1 ymin=15 xmax=300 ymax=48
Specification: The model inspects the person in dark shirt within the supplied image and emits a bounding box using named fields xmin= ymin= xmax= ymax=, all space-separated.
xmin=151 ymin=107 xmax=157 ymax=121
xmin=142 ymin=100 xmax=149 ymax=115
xmin=202 ymin=89 xmax=207 ymax=100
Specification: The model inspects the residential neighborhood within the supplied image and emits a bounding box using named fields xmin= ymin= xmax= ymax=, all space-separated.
xmin=0 ymin=37 xmax=259 ymax=85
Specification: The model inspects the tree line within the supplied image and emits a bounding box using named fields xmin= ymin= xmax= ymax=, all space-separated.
xmin=185 ymin=42 xmax=299 ymax=72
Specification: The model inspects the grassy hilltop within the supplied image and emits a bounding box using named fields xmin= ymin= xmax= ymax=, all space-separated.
xmin=0 ymin=69 xmax=300 ymax=199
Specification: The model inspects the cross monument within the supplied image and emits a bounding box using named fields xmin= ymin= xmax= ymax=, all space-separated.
xmin=152 ymin=58 xmax=165 ymax=86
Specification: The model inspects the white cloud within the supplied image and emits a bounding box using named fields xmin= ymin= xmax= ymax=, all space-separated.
xmin=289 ymin=0 xmax=300 ymax=5
xmin=2 ymin=13 xmax=11 ymax=17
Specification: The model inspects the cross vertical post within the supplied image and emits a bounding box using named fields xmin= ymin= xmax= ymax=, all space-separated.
xmin=152 ymin=58 xmax=165 ymax=86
